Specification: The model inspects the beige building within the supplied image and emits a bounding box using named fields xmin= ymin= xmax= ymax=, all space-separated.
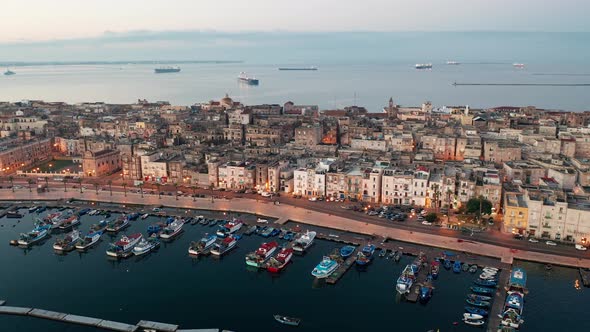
xmin=381 ymin=169 xmax=414 ymax=205
xmin=0 ymin=138 xmax=52 ymax=175
xmin=294 ymin=125 xmax=322 ymax=147
xmin=82 ymin=149 xmax=121 ymax=177
xmin=217 ymin=161 xmax=256 ymax=190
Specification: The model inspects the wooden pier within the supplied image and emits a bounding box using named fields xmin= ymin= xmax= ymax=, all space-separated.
xmin=326 ymin=248 xmax=357 ymax=285
xmin=486 ymin=266 xmax=511 ymax=332
xmin=0 ymin=300 xmax=217 ymax=332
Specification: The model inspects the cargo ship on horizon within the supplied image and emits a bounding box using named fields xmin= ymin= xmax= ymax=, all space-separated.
xmin=278 ymin=66 xmax=318 ymax=71
xmin=154 ymin=66 xmax=181 ymax=73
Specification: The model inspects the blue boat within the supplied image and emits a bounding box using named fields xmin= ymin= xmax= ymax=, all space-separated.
xmin=419 ymin=284 xmax=434 ymax=303
xmin=340 ymin=245 xmax=355 ymax=258
xmin=470 ymin=286 xmax=495 ymax=295
xmin=467 ymin=294 xmax=492 ymax=302
xmin=355 ymin=244 xmax=376 ymax=266
xmin=147 ymin=223 xmax=165 ymax=236
xmin=466 ymin=298 xmax=490 ymax=307
xmin=36 ymin=206 xmax=47 ymax=213
xmin=508 ymin=267 xmax=527 ymax=292
xmin=260 ymin=227 xmax=274 ymax=238
xmin=283 ymin=231 xmax=295 ymax=241
xmin=78 ymin=208 xmax=91 ymax=216
xmin=270 ymin=228 xmax=281 ymax=237
xmin=464 ymin=306 xmax=489 ymax=316
xmin=453 ymin=261 xmax=462 ymax=273
xmin=127 ymin=213 xmax=140 ymax=221
xmin=474 ymin=278 xmax=498 ymax=287
xmin=443 ymin=259 xmax=452 ymax=270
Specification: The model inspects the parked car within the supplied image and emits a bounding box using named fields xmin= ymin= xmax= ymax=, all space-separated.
xmin=308 ymin=197 xmax=317 ymax=202
xmin=261 ymin=191 xmax=272 ymax=197
xmin=513 ymin=234 xmax=524 ymax=240
xmin=528 ymin=238 xmax=539 ymax=243
xmin=367 ymin=211 xmax=379 ymax=216
xmin=575 ymin=244 xmax=588 ymax=251
xmin=545 ymin=241 xmax=557 ymax=246
xmin=421 ymin=221 xmax=432 ymax=226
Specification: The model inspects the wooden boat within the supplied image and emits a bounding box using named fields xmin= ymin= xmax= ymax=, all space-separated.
xmin=274 ymin=315 xmax=301 ymax=326
xmin=466 ymin=298 xmax=490 ymax=308
xmin=471 ymin=286 xmax=495 ymax=294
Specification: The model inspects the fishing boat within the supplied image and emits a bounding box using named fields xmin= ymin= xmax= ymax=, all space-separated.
xmin=267 ymin=247 xmax=294 ymax=273
xmin=396 ymin=264 xmax=419 ymax=294
xmin=127 ymin=213 xmax=140 ymax=221
xmin=508 ymin=268 xmax=527 ymax=292
xmin=4 ymin=69 xmax=15 ymax=76
xmin=474 ymin=278 xmax=498 ymax=287
xmin=106 ymin=217 xmax=130 ymax=233
xmin=269 ymin=228 xmax=281 ymax=237
xmin=246 ymin=241 xmax=279 ymax=267
xmin=106 ymin=233 xmax=142 ymax=257
xmin=141 ymin=214 xmax=149 ymax=220
xmin=210 ymin=235 xmax=238 ymax=256
xmin=293 ymin=231 xmax=316 ymax=252
xmin=419 ymin=283 xmax=434 ymax=303
xmin=91 ymin=219 xmax=109 ymax=233
xmin=159 ymin=220 xmax=184 ymax=239
xmin=36 ymin=206 xmax=47 ymax=213
xmin=244 ymin=225 xmax=258 ymax=235
xmin=464 ymin=306 xmax=489 ymax=316
xmin=504 ymin=291 xmax=524 ymax=314
xmin=462 ymin=263 xmax=470 ymax=272
xmin=58 ymin=216 xmax=80 ymax=230
xmin=480 ymin=273 xmax=497 ymax=280
xmin=283 ymin=231 xmax=295 ymax=241
xmin=28 ymin=206 xmax=39 ymax=213
xmin=463 ymin=319 xmax=485 ymax=326
xmin=468 ymin=265 xmax=478 ymax=273
xmin=430 ymin=261 xmax=440 ymax=279
xmin=216 ymin=219 xmax=243 ymax=237
xmin=453 ymin=261 xmax=462 ymax=273
xmin=379 ymin=249 xmax=387 ymax=257
xmin=467 ymin=294 xmax=492 ymax=301
xmin=471 ymin=286 xmax=495 ymax=295
xmin=273 ymin=315 xmax=301 ymax=326
xmin=260 ymin=227 xmax=274 ymax=237
xmin=463 ymin=313 xmax=484 ymax=320
xmin=18 ymin=225 xmax=51 ymax=246
xmin=443 ymin=259 xmax=452 ymax=270
xmin=78 ymin=208 xmax=91 ymax=216
xmin=483 ymin=268 xmax=498 ymax=275
xmin=133 ymin=237 xmax=160 ymax=256
xmin=356 ymin=244 xmax=376 ymax=266
xmin=75 ymin=230 xmax=103 ymax=250
xmin=208 ymin=219 xmax=218 ymax=227
xmin=388 ymin=250 xmax=396 ymax=259
xmin=466 ymin=298 xmax=490 ymax=308
xmin=502 ymin=308 xmax=524 ymax=328
xmin=188 ymin=234 xmax=217 ymax=255
xmin=394 ymin=250 xmax=402 ymax=262
xmin=339 ymin=245 xmax=355 ymax=258
xmin=199 ymin=217 xmax=209 ymax=225
xmin=311 ymin=256 xmax=339 ymax=278
xmin=6 ymin=211 xmax=23 ymax=218
xmin=43 ymin=212 xmax=63 ymax=224
xmin=53 ymin=230 xmax=80 ymax=251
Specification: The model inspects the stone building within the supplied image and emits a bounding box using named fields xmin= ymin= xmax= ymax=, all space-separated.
xmin=82 ymin=149 xmax=121 ymax=177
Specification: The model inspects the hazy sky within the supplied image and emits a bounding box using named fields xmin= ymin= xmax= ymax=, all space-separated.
xmin=1 ymin=0 xmax=589 ymax=42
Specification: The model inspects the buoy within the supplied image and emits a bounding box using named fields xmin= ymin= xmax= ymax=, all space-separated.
xmin=453 ymin=321 xmax=458 ymax=326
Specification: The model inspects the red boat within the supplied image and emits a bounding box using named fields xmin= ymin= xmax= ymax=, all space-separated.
xmin=266 ymin=247 xmax=294 ymax=273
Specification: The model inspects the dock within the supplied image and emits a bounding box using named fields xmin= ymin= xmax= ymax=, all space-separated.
xmin=406 ymin=259 xmax=430 ymax=303
xmin=486 ymin=266 xmax=511 ymax=332
xmin=326 ymin=248 xmax=357 ymax=284
xmin=0 ymin=301 xmax=216 ymax=332
xmin=579 ymin=268 xmax=590 ymax=287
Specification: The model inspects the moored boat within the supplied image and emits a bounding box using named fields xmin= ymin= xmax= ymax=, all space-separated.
xmin=419 ymin=283 xmax=434 ymax=303
xmin=141 ymin=214 xmax=149 ymax=220
xmin=91 ymin=219 xmax=109 ymax=233
xmin=244 ymin=225 xmax=258 ymax=235
xmin=467 ymin=294 xmax=492 ymax=302
xmin=311 ymin=256 xmax=339 ymax=278
xmin=396 ymin=263 xmax=419 ymax=294
xmin=463 ymin=319 xmax=485 ymax=326
xmin=379 ymin=248 xmax=387 ymax=257
xmin=188 ymin=234 xmax=217 ymax=255
xmin=463 ymin=313 xmax=484 ymax=320
xmin=468 ymin=265 xmax=478 ymax=273
xmin=466 ymin=298 xmax=490 ymax=308
xmin=339 ymin=245 xmax=355 ymax=258
xmin=464 ymin=306 xmax=489 ymax=316
xmin=246 ymin=241 xmax=279 ymax=267
xmin=216 ymin=219 xmax=243 ymax=237
xmin=106 ymin=233 xmax=143 ymax=257
xmin=58 ymin=216 xmax=80 ymax=230
xmin=106 ymin=217 xmax=129 ymax=233
xmin=133 ymin=237 xmax=160 ymax=256
xmin=394 ymin=250 xmax=402 ymax=262
xmin=293 ymin=230 xmax=316 ymax=252
xmin=159 ymin=220 xmax=184 ymax=239
xmin=210 ymin=235 xmax=238 ymax=256
xmin=474 ymin=278 xmax=497 ymax=287
xmin=443 ymin=259 xmax=452 ymax=269
xmin=18 ymin=225 xmax=51 ymax=246
xmin=471 ymin=286 xmax=495 ymax=294
xmin=430 ymin=261 xmax=440 ymax=279
xmin=75 ymin=230 xmax=103 ymax=250
xmin=453 ymin=261 xmax=462 ymax=273
xmin=53 ymin=230 xmax=80 ymax=251
xmin=267 ymin=247 xmax=294 ymax=273
xmin=274 ymin=315 xmax=301 ymax=326
xmin=355 ymin=244 xmax=376 ymax=266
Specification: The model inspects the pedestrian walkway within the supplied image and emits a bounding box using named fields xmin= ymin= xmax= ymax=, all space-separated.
xmin=3 ymin=189 xmax=590 ymax=268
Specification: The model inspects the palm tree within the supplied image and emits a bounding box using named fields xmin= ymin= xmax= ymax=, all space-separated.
xmin=446 ymin=188 xmax=453 ymax=224
xmin=192 ymin=185 xmax=197 ymax=202
xmin=44 ymin=177 xmax=49 ymax=188
xmin=27 ymin=178 xmax=34 ymax=192
xmin=209 ymin=183 xmax=214 ymax=203
xmin=8 ymin=176 xmax=14 ymax=192
xmin=94 ymin=182 xmax=99 ymax=195
xmin=107 ymin=180 xmax=113 ymax=196
xmin=123 ymin=183 xmax=127 ymax=197
xmin=63 ymin=179 xmax=68 ymax=192
xmin=156 ymin=183 xmax=161 ymax=199
xmin=174 ymin=182 xmax=179 ymax=200
xmin=77 ymin=178 xmax=83 ymax=194
xmin=139 ymin=184 xmax=144 ymax=198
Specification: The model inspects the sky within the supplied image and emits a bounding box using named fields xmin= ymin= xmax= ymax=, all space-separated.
xmin=1 ymin=0 xmax=589 ymax=42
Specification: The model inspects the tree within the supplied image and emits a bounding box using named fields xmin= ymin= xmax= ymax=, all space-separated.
xmin=107 ymin=180 xmax=112 ymax=196
xmin=174 ymin=182 xmax=179 ymax=200
xmin=425 ymin=213 xmax=438 ymax=223
xmin=44 ymin=177 xmax=49 ymax=188
xmin=466 ymin=197 xmax=492 ymax=218
xmin=192 ymin=185 xmax=197 ymax=202
xmin=209 ymin=183 xmax=215 ymax=203
xmin=27 ymin=178 xmax=34 ymax=192
xmin=156 ymin=183 xmax=161 ymax=199
xmin=94 ymin=182 xmax=99 ymax=195
xmin=77 ymin=178 xmax=83 ymax=194
xmin=8 ymin=176 xmax=14 ymax=192
xmin=63 ymin=179 xmax=68 ymax=192
xmin=139 ymin=184 xmax=144 ymax=198
xmin=123 ymin=183 xmax=127 ymax=197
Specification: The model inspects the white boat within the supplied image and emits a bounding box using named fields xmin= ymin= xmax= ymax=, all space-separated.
xmin=18 ymin=225 xmax=50 ymax=246
xmin=75 ymin=230 xmax=103 ymax=250
xmin=159 ymin=220 xmax=183 ymax=239
xmin=106 ymin=233 xmax=143 ymax=257
xmin=210 ymin=235 xmax=238 ymax=256
xmin=480 ymin=273 xmax=497 ymax=280
xmin=53 ymin=230 xmax=81 ymax=251
xmin=216 ymin=219 xmax=243 ymax=237
xmin=257 ymin=218 xmax=269 ymax=224
xmin=188 ymin=234 xmax=217 ymax=255
xmin=311 ymin=256 xmax=339 ymax=278
xmin=141 ymin=214 xmax=149 ymax=219
xmin=513 ymin=63 xmax=525 ymax=68
xmin=463 ymin=319 xmax=485 ymax=326
xmin=415 ymin=63 xmax=433 ymax=69
xmin=293 ymin=231 xmax=316 ymax=252
xmin=483 ymin=268 xmax=498 ymax=274
xmin=133 ymin=237 xmax=160 ymax=256
xmin=446 ymin=61 xmax=460 ymax=65
xmin=463 ymin=313 xmax=484 ymax=320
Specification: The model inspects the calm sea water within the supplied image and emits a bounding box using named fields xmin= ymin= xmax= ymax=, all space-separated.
xmin=1 ymin=32 xmax=590 ymax=111
xmin=0 ymin=207 xmax=589 ymax=332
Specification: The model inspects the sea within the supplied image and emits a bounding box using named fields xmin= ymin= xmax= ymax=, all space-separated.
xmin=1 ymin=32 xmax=590 ymax=112
xmin=0 ymin=206 xmax=589 ymax=332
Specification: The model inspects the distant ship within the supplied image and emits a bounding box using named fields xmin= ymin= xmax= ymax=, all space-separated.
xmin=4 ymin=69 xmax=15 ymax=75
xmin=415 ymin=63 xmax=433 ymax=69
xmin=446 ymin=61 xmax=460 ymax=65
xmin=278 ymin=66 xmax=318 ymax=71
xmin=238 ymin=72 xmax=259 ymax=85
xmin=154 ymin=66 xmax=181 ymax=73
xmin=513 ymin=63 xmax=525 ymax=68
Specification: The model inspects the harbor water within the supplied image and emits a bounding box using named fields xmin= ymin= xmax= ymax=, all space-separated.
xmin=0 ymin=207 xmax=589 ymax=332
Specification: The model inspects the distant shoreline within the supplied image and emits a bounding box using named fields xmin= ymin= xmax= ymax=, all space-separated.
xmin=0 ymin=60 xmax=243 ymax=67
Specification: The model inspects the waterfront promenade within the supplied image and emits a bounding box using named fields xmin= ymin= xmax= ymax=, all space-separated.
xmin=3 ymin=189 xmax=590 ymax=269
